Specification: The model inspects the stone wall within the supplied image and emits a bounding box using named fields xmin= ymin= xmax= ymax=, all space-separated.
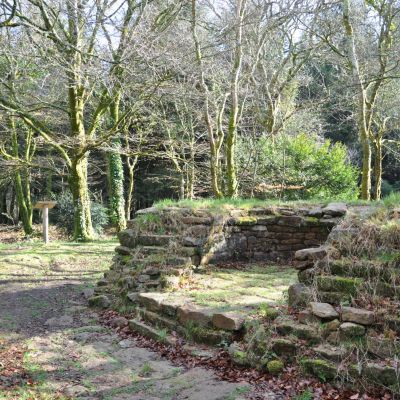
xmin=122 ymin=202 xmax=347 ymax=265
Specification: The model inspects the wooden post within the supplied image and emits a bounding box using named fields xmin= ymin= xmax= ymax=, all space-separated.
xmin=33 ymin=201 xmax=57 ymax=244
xmin=43 ymin=206 xmax=49 ymax=244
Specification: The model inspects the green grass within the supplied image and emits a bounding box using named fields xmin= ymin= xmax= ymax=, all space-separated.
xmin=155 ymin=192 xmax=399 ymax=212
xmin=165 ymin=264 xmax=296 ymax=311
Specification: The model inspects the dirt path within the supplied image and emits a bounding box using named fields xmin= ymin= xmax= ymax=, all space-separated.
xmin=0 ymin=241 xmax=274 ymax=400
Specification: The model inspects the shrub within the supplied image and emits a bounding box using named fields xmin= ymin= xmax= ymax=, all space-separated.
xmin=237 ymin=133 xmax=359 ymax=200
xmin=51 ymin=191 xmax=109 ymax=235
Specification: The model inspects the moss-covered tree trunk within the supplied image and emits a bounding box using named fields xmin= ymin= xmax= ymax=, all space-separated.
xmin=107 ymin=95 xmax=126 ymax=232
xmin=9 ymin=116 xmax=33 ymax=235
xmin=68 ymin=156 xmax=93 ymax=241
xmin=373 ymin=138 xmax=382 ymax=200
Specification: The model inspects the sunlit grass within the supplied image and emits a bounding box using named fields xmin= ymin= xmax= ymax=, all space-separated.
xmin=154 ymin=192 xmax=399 ymax=212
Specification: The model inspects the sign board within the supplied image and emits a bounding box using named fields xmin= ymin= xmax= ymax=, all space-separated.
xmin=33 ymin=201 xmax=57 ymax=210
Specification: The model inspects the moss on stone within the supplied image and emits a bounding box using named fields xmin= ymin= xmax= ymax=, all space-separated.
xmin=316 ymin=275 xmax=362 ymax=295
xmin=302 ymin=358 xmax=337 ymax=381
xmin=266 ymin=359 xmax=284 ymax=375
xmin=236 ymin=216 xmax=258 ymax=225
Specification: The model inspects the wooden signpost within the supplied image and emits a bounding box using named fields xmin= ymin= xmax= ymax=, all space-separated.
xmin=33 ymin=201 xmax=57 ymax=244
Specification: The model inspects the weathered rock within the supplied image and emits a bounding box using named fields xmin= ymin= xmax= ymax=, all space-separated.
xmin=339 ymin=322 xmax=365 ymax=337
xmin=115 ymin=245 xmax=133 ymax=255
xmin=294 ymin=260 xmax=314 ymax=271
xmin=45 ymin=315 xmax=73 ymax=327
xmin=212 ymin=312 xmax=245 ymax=331
xmin=117 ymin=229 xmax=136 ymax=248
xmin=127 ymin=292 xmax=139 ymax=303
xmin=321 ymin=319 xmax=340 ymax=335
xmin=137 ymin=292 xmax=166 ymax=311
xmin=88 ymin=295 xmax=111 ymax=309
xmin=228 ymin=342 xmax=249 ymax=366
xmin=298 ymin=310 xmax=320 ymax=325
xmin=140 ymin=309 xmax=177 ymax=331
xmin=364 ymin=362 xmax=398 ymax=386
xmin=295 ymin=247 xmax=327 ymax=261
xmin=271 ymin=338 xmax=297 ymax=357
xmin=322 ymin=202 xmax=347 ymax=217
xmin=137 ymin=274 xmax=151 ymax=283
xmin=81 ymin=288 xmax=94 ymax=299
xmin=178 ymin=307 xmax=213 ymax=327
xmin=97 ymin=279 xmax=108 ymax=286
xmin=266 ymin=360 xmax=284 ymax=375
xmin=137 ymin=234 xmax=172 ymax=246
xmin=307 ymin=208 xmax=323 ymax=218
xmin=316 ymin=276 xmax=361 ymax=295
xmin=276 ymin=320 xmax=320 ymax=343
xmin=341 ymin=306 xmax=375 ymax=325
xmin=110 ymin=316 xmax=128 ymax=328
xmin=128 ymin=319 xmax=176 ymax=345
xmin=298 ymin=268 xmax=316 ymax=285
xmin=313 ymin=344 xmax=347 ymax=362
xmin=310 ymin=302 xmax=339 ymax=320
xmin=143 ymin=266 xmax=160 ymax=276
xmin=288 ymin=284 xmax=312 ymax=308
xmin=366 ymin=336 xmax=399 ymax=358
xmin=302 ymin=358 xmax=337 ymax=381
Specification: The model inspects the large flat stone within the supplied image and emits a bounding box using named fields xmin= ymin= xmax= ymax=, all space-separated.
xmin=322 ymin=202 xmax=347 ymax=217
xmin=212 ymin=312 xmax=244 ymax=331
xmin=339 ymin=322 xmax=365 ymax=337
xmin=295 ymin=247 xmax=327 ymax=261
xmin=137 ymin=292 xmax=166 ymax=312
xmin=177 ymin=307 xmax=213 ymax=327
xmin=341 ymin=306 xmax=375 ymax=325
xmin=310 ymin=302 xmax=339 ymax=320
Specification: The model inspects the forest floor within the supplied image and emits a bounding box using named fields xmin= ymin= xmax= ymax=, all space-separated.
xmin=0 ymin=239 xmax=266 ymax=400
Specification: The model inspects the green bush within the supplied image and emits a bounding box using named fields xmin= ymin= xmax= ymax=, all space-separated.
xmin=237 ymin=133 xmax=359 ymax=200
xmin=51 ymin=192 xmax=109 ymax=235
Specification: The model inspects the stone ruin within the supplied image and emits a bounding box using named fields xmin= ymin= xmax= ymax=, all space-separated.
xmin=90 ymin=202 xmax=400 ymax=394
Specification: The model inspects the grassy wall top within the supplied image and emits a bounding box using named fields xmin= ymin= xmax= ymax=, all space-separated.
xmin=154 ymin=192 xmax=400 ymax=212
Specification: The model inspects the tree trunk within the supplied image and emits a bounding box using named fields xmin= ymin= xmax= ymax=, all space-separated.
xmin=107 ymin=96 xmax=126 ymax=232
xmin=360 ymin=134 xmax=372 ymax=200
xmin=373 ymin=139 xmax=382 ymax=200
xmin=68 ymin=156 xmax=93 ymax=241
xmin=10 ymin=116 xmax=33 ymax=235
xmin=125 ymin=155 xmax=138 ymax=221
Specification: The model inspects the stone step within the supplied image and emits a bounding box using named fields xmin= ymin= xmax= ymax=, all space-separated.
xmin=313 ymin=344 xmax=348 ymax=362
xmin=137 ymin=234 xmax=176 ymax=246
xmin=128 ymin=318 xmax=176 ymax=345
xmin=329 ymin=259 xmax=397 ymax=283
xmin=138 ymin=308 xmax=177 ymax=331
xmin=138 ymin=246 xmax=168 ymax=256
xmin=315 ymin=275 xmax=362 ymax=296
xmin=275 ymin=319 xmax=321 ymax=343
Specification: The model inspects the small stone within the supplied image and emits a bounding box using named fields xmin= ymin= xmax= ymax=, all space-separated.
xmin=44 ymin=315 xmax=73 ymax=327
xmin=127 ymin=292 xmax=139 ymax=302
xmin=118 ymin=339 xmax=135 ymax=348
xmin=143 ymin=267 xmax=160 ymax=276
xmin=341 ymin=306 xmax=375 ymax=325
xmin=212 ymin=312 xmax=244 ymax=331
xmin=81 ymin=288 xmax=94 ymax=299
xmin=295 ymin=247 xmax=327 ymax=261
xmin=271 ymin=339 xmax=297 ymax=356
xmin=110 ymin=317 xmax=128 ymax=328
xmin=322 ymin=202 xmax=347 ymax=217
xmin=137 ymin=274 xmax=150 ymax=283
xmin=339 ymin=322 xmax=365 ymax=337
xmin=97 ymin=279 xmax=108 ymax=286
xmin=294 ymin=260 xmax=314 ymax=271
xmin=88 ymin=295 xmax=111 ymax=309
xmin=310 ymin=302 xmax=339 ymax=320
xmin=313 ymin=344 xmax=347 ymax=362
xmin=228 ymin=343 xmax=248 ymax=366
xmin=322 ymin=319 xmax=340 ymax=333
xmin=64 ymin=385 xmax=89 ymax=397
xmin=288 ymin=284 xmax=312 ymax=308
xmin=115 ymin=246 xmax=132 ymax=255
